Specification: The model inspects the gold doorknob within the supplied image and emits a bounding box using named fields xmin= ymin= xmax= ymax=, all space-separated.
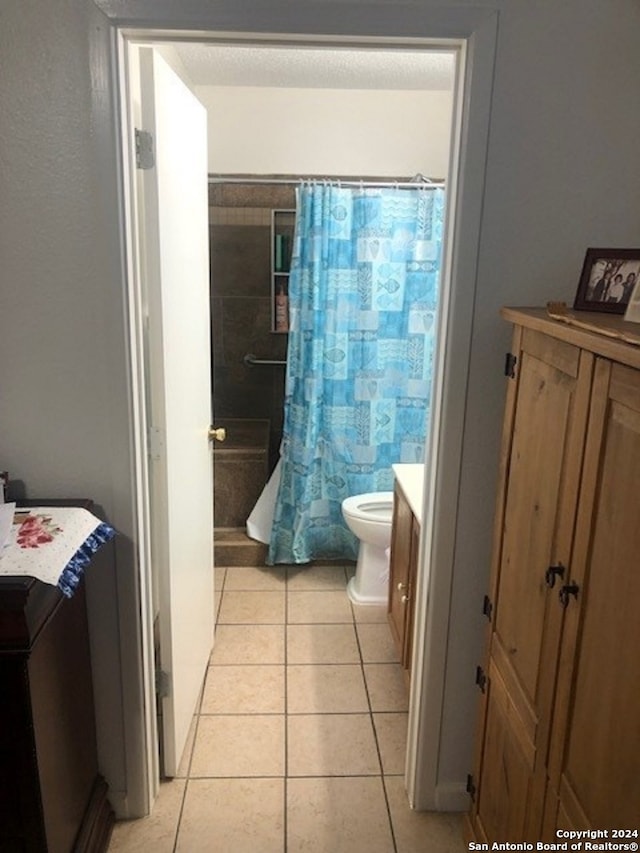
xmin=209 ymin=426 xmax=226 ymax=442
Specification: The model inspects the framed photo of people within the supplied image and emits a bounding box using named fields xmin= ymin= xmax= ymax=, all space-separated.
xmin=624 ymin=270 xmax=640 ymax=324
xmin=573 ymin=248 xmax=640 ymax=314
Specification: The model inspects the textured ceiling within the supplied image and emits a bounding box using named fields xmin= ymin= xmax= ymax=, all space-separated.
xmin=171 ymin=43 xmax=456 ymax=90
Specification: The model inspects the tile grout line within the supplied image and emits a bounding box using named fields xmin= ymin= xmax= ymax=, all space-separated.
xmin=171 ymin=778 xmax=188 ymax=853
xmin=176 ymin=563 xmax=235 ymax=848
xmin=210 ymin=566 xmax=288 ymax=848
xmin=352 ymin=590 xmax=400 ymax=853
xmin=211 ymin=564 xmax=289 ymax=850
xmin=171 ymin=562 xmax=229 ymax=853
xmin=183 ymin=771 xmax=400 ymax=779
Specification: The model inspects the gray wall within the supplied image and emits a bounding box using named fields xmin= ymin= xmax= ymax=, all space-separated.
xmin=440 ymin=0 xmax=640 ymax=797
xmin=1 ymin=0 xmax=640 ymax=816
xmin=0 ymin=0 xmax=143 ymax=815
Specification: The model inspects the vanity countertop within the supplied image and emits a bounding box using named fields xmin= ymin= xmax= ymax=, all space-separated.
xmin=392 ymin=463 xmax=425 ymax=523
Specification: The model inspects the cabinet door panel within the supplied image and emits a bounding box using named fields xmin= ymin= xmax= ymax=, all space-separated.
xmin=388 ymin=485 xmax=412 ymax=659
xmin=495 ymin=345 xmax=578 ymax=703
xmin=493 ymin=335 xmax=591 ymax=716
xmin=476 ymin=667 xmax=532 ymax=842
xmin=551 ymin=361 xmax=640 ymax=828
xmin=403 ymin=516 xmax=420 ymax=673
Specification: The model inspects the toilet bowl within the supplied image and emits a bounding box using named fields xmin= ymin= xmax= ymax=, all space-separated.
xmin=341 ymin=491 xmax=394 ymax=605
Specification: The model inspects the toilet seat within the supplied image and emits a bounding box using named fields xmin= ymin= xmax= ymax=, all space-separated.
xmin=342 ymin=491 xmax=394 ymax=524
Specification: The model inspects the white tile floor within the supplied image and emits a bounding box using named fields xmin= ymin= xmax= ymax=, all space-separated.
xmin=108 ymin=563 xmax=467 ymax=852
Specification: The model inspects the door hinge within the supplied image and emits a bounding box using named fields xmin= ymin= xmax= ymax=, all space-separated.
xmin=155 ymin=668 xmax=171 ymax=699
xmin=475 ymin=665 xmax=488 ymax=693
xmin=559 ymin=582 xmax=580 ymax=608
xmin=135 ymin=128 xmax=155 ymax=169
xmin=482 ymin=594 xmax=493 ymax=621
xmin=504 ymin=352 xmax=518 ymax=379
xmin=148 ymin=426 xmax=164 ymax=461
xmin=466 ymin=774 xmax=477 ymax=801
xmin=545 ymin=563 xmax=565 ymax=589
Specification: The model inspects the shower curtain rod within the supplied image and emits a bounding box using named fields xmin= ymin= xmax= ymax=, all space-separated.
xmin=208 ymin=175 xmax=445 ymax=189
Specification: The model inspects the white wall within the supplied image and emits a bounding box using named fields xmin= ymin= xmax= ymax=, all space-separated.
xmin=196 ymin=86 xmax=452 ymax=177
xmin=2 ymin=0 xmax=640 ymax=818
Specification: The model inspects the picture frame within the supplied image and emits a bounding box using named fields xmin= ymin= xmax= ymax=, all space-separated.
xmin=624 ymin=273 xmax=640 ymax=324
xmin=573 ymin=248 xmax=640 ymax=314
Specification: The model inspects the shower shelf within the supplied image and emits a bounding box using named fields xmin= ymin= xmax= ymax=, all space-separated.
xmin=271 ymin=208 xmax=295 ymax=333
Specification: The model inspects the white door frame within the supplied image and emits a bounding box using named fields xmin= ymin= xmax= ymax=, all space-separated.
xmin=116 ymin=35 xmax=161 ymax=815
xmin=105 ymin=0 xmax=498 ymax=817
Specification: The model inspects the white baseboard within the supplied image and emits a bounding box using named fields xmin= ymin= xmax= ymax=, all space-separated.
xmin=434 ymin=782 xmax=470 ymax=812
xmin=109 ymin=789 xmax=139 ymax=820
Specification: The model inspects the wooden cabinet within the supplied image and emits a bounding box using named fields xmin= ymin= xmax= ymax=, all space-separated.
xmin=388 ymin=482 xmax=419 ymax=676
xmin=467 ymin=309 xmax=640 ymax=841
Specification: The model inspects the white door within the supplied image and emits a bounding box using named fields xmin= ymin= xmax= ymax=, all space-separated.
xmin=138 ymin=47 xmax=214 ymax=777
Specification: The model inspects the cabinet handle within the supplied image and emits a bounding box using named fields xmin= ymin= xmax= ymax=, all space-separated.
xmin=397 ymin=582 xmax=405 ymax=591
xmin=545 ymin=563 xmax=565 ymax=588
xmin=559 ymin=582 xmax=580 ymax=607
xmin=401 ymin=594 xmax=410 ymax=604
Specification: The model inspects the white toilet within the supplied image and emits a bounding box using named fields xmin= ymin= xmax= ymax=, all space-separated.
xmin=342 ymin=491 xmax=394 ymax=605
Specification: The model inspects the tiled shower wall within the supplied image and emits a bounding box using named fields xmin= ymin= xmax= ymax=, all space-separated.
xmin=209 ymin=182 xmax=296 ymax=472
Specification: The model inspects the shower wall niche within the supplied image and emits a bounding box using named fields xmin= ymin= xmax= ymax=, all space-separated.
xmin=209 ymin=180 xmax=295 ymax=475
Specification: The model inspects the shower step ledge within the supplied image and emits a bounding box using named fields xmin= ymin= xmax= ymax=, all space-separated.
xmin=215 ymin=526 xmax=261 ymax=542
xmin=214 ymin=527 xmax=268 ymax=567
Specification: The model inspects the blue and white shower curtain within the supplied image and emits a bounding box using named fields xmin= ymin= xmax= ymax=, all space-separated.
xmin=268 ymin=183 xmax=445 ymax=564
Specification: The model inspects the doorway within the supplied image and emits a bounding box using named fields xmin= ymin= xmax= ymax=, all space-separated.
xmin=183 ymin=44 xmax=457 ymax=567
xmin=114 ymin=8 xmax=496 ymax=817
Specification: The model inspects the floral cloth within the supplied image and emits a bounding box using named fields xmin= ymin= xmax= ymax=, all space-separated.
xmin=0 ymin=506 xmax=116 ymax=597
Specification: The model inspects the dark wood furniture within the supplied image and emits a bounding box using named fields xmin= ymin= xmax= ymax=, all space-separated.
xmin=0 ymin=501 xmax=114 ymax=852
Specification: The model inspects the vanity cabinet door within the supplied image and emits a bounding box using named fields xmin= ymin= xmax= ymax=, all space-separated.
xmin=388 ymin=484 xmax=417 ymax=674
xmin=402 ymin=514 xmax=420 ymax=674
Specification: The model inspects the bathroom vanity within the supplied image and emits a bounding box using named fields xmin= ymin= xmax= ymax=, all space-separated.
xmin=388 ymin=464 xmax=424 ymax=679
